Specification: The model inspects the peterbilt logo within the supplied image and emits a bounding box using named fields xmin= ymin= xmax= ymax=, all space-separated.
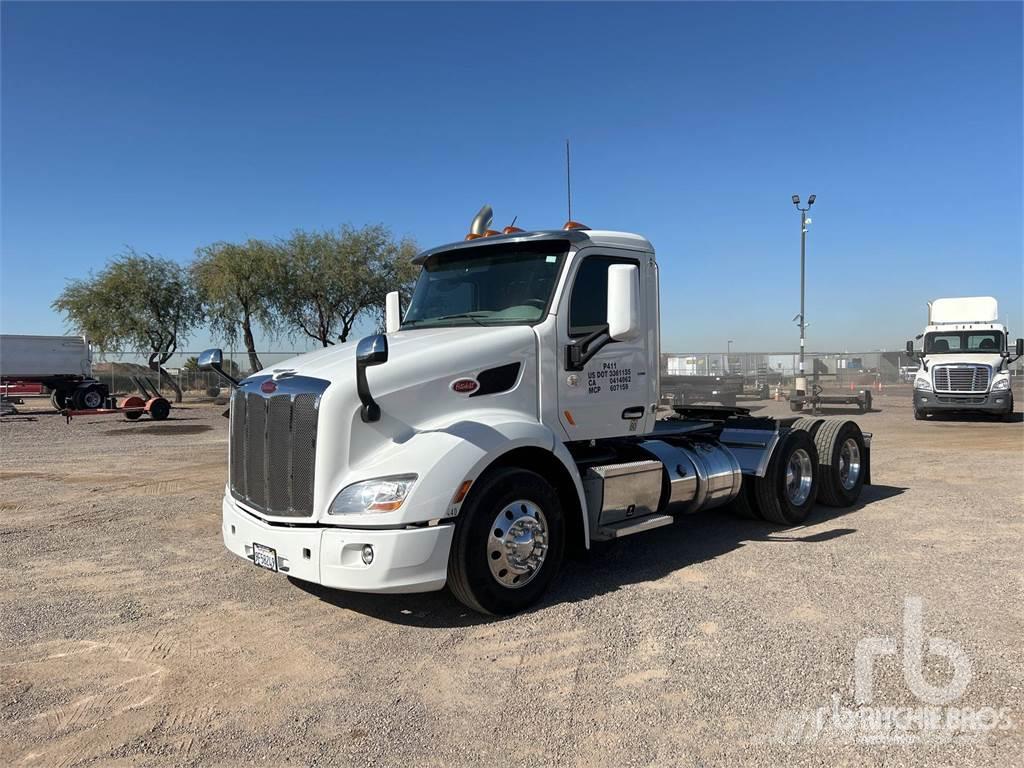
xmin=450 ymin=378 xmax=479 ymax=394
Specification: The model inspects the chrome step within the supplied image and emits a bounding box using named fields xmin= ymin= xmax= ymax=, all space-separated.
xmin=592 ymin=513 xmax=674 ymax=542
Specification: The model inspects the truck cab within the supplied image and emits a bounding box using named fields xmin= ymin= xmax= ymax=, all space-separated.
xmin=204 ymin=214 xmax=872 ymax=615
xmin=907 ymin=297 xmax=1021 ymax=421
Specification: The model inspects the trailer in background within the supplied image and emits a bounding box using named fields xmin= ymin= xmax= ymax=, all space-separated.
xmin=790 ymin=383 xmax=873 ymax=414
xmin=0 ymin=335 xmax=108 ymax=410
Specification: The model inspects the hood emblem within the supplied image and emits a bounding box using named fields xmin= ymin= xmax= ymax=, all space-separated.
xmin=261 ymin=380 xmax=278 ymax=394
xmin=451 ymin=378 xmax=479 ymax=395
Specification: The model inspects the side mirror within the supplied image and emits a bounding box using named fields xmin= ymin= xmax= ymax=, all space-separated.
xmin=356 ymin=334 xmax=388 ymax=422
xmin=198 ymin=348 xmax=222 ymax=370
xmin=607 ymin=264 xmax=640 ymax=341
xmin=198 ymin=347 xmax=239 ymax=386
xmin=1016 ymin=338 xmax=1023 ymax=357
xmin=905 ymin=340 xmax=914 ymax=356
xmin=385 ymin=291 xmax=401 ymax=334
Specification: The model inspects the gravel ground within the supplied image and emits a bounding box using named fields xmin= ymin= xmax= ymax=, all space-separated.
xmin=1 ymin=389 xmax=1022 ymax=767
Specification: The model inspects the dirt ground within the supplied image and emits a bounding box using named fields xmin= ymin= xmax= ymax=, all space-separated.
xmin=1 ymin=389 xmax=1022 ymax=767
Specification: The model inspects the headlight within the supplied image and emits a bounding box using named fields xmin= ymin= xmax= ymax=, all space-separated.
xmin=329 ymin=475 xmax=417 ymax=515
xmin=992 ymin=377 xmax=1010 ymax=391
xmin=914 ymin=378 xmax=932 ymax=391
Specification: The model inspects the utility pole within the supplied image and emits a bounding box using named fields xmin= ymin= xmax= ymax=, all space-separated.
xmin=791 ymin=194 xmax=815 ymax=397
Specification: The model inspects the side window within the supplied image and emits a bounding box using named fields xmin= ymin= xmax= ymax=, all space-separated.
xmin=569 ymin=255 xmax=636 ymax=336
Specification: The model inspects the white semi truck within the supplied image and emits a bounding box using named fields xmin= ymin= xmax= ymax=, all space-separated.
xmin=907 ymin=297 xmax=1021 ymax=422
xmin=202 ymin=211 xmax=872 ymax=614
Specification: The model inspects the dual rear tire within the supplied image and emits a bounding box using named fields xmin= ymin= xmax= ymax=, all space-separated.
xmin=731 ymin=429 xmax=820 ymax=525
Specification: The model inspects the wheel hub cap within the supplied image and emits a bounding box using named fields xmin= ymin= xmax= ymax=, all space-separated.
xmin=785 ymin=448 xmax=814 ymax=506
xmin=488 ymin=500 xmax=548 ymax=589
xmin=839 ymin=438 xmax=861 ymax=491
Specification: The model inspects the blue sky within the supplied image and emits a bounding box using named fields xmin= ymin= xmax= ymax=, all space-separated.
xmin=2 ymin=1 xmax=1021 ymax=359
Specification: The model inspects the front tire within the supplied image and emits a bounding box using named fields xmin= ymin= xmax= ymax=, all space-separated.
xmin=914 ymin=408 xmax=926 ymax=420
xmin=448 ymin=467 xmax=565 ymax=616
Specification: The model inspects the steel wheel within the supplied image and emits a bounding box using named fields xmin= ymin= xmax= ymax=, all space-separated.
xmin=839 ymin=438 xmax=861 ymax=491
xmin=785 ymin=448 xmax=814 ymax=506
xmin=487 ymin=500 xmax=549 ymax=589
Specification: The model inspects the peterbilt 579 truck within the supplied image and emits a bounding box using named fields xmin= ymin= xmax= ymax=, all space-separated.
xmin=907 ymin=296 xmax=1021 ymax=422
xmin=201 ymin=210 xmax=872 ymax=615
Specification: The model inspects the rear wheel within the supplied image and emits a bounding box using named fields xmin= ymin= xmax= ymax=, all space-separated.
xmin=448 ymin=467 xmax=564 ymax=615
xmin=811 ymin=420 xmax=866 ymax=507
xmin=148 ymin=398 xmax=171 ymax=421
xmin=50 ymin=390 xmax=68 ymax=411
xmin=748 ymin=429 xmax=819 ymax=525
xmin=72 ymin=384 xmax=105 ymax=410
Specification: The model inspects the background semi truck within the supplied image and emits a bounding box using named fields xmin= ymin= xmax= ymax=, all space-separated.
xmin=203 ymin=211 xmax=872 ymax=615
xmin=0 ymin=334 xmax=109 ymax=410
xmin=907 ymin=297 xmax=1021 ymax=421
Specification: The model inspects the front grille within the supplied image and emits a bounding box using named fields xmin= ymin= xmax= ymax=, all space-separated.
xmin=229 ymin=376 xmax=328 ymax=517
xmin=932 ymin=364 xmax=990 ymax=394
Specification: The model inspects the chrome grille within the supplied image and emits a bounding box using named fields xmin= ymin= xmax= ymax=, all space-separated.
xmin=932 ymin=364 xmax=990 ymax=394
xmin=229 ymin=376 xmax=328 ymax=517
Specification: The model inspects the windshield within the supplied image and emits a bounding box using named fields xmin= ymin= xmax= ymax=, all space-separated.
xmin=925 ymin=331 xmax=1004 ymax=354
xmin=403 ymin=243 xmax=568 ymax=328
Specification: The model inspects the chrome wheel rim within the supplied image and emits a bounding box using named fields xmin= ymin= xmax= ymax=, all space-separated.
xmin=487 ymin=500 xmax=548 ymax=589
xmin=785 ymin=448 xmax=814 ymax=506
xmin=839 ymin=438 xmax=861 ymax=491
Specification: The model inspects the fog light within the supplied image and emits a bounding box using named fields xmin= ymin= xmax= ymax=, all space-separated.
xmin=361 ymin=545 xmax=374 ymax=565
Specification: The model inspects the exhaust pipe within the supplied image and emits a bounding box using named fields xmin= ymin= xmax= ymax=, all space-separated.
xmin=469 ymin=205 xmax=493 ymax=236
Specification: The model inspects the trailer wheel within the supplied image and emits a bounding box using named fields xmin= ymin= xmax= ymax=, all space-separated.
xmin=148 ymin=398 xmax=171 ymax=421
xmin=122 ymin=395 xmax=146 ymax=420
xmin=789 ymin=400 xmax=804 ymax=412
xmin=749 ymin=429 xmax=819 ymax=525
xmin=50 ymin=390 xmax=68 ymax=411
xmin=447 ymin=467 xmax=564 ymax=616
xmin=72 ymin=384 xmax=105 ymax=410
xmin=810 ymin=419 xmax=866 ymax=507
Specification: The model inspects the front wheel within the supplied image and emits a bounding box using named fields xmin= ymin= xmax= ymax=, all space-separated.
xmin=447 ymin=467 xmax=565 ymax=615
xmin=914 ymin=408 xmax=926 ymax=420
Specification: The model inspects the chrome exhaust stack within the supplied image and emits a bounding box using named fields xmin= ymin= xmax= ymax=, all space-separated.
xmin=469 ymin=204 xmax=494 ymax=236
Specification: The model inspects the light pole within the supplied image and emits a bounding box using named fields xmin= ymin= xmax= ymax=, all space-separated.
xmin=791 ymin=193 xmax=815 ymax=397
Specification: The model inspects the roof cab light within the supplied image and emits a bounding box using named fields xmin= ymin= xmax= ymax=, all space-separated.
xmin=329 ymin=475 xmax=417 ymax=515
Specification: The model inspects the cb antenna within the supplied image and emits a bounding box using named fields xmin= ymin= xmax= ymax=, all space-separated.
xmin=565 ymin=138 xmax=572 ymax=223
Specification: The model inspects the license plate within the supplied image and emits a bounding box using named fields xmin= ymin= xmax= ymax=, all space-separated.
xmin=252 ymin=542 xmax=278 ymax=572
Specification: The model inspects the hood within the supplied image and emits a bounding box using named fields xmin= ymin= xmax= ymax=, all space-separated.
xmin=251 ymin=325 xmax=539 ymax=492
xmin=919 ymin=353 xmax=1005 ymax=370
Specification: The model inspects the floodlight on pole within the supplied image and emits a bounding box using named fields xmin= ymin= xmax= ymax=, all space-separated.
xmin=791 ymin=193 xmax=816 ymax=403
xmin=792 ymin=194 xmax=800 ymax=206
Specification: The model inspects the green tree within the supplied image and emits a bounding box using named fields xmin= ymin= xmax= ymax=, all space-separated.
xmin=273 ymin=224 xmax=418 ymax=347
xmin=53 ymin=250 xmax=202 ymax=402
xmin=191 ymin=239 xmax=277 ymax=372
xmin=183 ymin=356 xmax=200 ymax=372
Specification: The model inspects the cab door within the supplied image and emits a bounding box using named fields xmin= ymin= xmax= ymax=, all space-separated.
xmin=556 ymin=249 xmax=655 ymax=441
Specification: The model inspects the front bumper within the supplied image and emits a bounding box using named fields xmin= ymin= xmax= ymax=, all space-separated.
xmin=222 ymin=496 xmax=455 ymax=593
xmin=914 ymin=389 xmax=1012 ymax=414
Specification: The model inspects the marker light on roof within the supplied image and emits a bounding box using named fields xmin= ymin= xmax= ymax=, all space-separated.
xmin=564 ymin=220 xmax=590 ymax=230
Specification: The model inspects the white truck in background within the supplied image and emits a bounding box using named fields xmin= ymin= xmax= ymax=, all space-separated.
xmin=907 ymin=297 xmax=1021 ymax=422
xmin=0 ymin=334 xmax=109 ymax=410
xmin=202 ymin=209 xmax=873 ymax=615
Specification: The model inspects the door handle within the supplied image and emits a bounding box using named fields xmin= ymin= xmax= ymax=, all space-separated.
xmin=621 ymin=406 xmax=645 ymax=420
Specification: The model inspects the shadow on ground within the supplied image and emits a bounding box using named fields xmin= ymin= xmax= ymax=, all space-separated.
xmin=293 ymin=483 xmax=906 ymax=628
